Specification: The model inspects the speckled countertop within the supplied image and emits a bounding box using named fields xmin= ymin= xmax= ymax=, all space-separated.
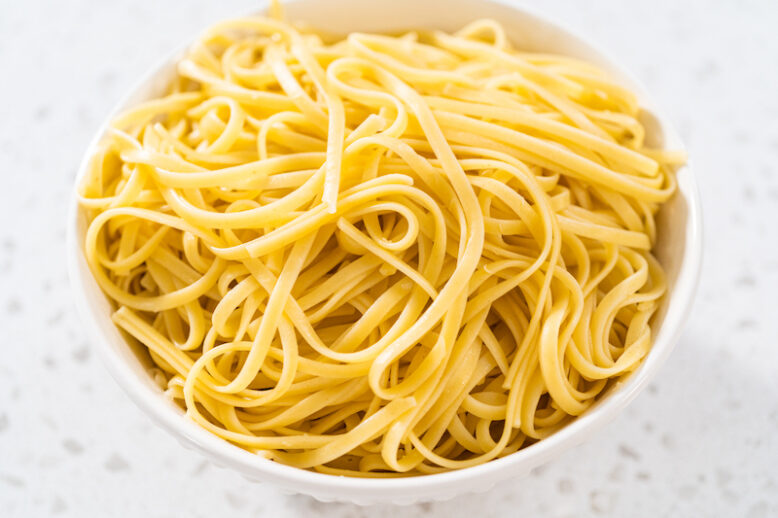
xmin=1 ymin=0 xmax=777 ymax=516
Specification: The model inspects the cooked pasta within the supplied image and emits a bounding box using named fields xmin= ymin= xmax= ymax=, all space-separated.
xmin=78 ymin=12 xmax=682 ymax=476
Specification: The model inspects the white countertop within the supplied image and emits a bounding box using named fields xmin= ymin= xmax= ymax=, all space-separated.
xmin=1 ymin=0 xmax=777 ymax=516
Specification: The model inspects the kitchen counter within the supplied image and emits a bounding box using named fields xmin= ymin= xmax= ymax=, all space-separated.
xmin=1 ymin=0 xmax=776 ymax=516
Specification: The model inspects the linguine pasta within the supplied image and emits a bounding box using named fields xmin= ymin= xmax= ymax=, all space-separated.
xmin=79 ymin=13 xmax=682 ymax=476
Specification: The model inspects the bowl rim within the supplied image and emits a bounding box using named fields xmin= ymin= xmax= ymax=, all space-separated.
xmin=66 ymin=0 xmax=702 ymax=499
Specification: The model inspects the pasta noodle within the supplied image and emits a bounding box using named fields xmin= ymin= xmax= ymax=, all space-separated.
xmin=79 ymin=13 xmax=681 ymax=476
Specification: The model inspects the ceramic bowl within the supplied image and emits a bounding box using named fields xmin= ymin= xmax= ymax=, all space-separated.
xmin=67 ymin=0 xmax=702 ymax=505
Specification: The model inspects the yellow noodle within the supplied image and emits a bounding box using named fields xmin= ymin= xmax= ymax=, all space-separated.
xmin=79 ymin=14 xmax=681 ymax=476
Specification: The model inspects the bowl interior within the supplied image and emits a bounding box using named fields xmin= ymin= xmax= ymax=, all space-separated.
xmin=68 ymin=0 xmax=700 ymax=505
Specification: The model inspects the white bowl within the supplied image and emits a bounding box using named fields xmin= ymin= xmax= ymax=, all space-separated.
xmin=67 ymin=0 xmax=702 ymax=505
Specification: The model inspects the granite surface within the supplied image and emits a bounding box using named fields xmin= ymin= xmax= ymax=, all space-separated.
xmin=1 ymin=0 xmax=777 ymax=516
